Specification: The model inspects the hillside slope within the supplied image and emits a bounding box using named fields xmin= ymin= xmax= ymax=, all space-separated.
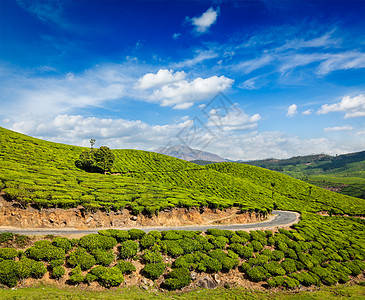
xmin=1 ymin=126 xmax=364 ymax=215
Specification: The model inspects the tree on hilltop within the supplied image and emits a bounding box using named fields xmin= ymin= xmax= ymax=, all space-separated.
xmin=75 ymin=145 xmax=114 ymax=174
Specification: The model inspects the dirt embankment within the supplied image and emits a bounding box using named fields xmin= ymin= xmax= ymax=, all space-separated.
xmin=0 ymin=196 xmax=266 ymax=229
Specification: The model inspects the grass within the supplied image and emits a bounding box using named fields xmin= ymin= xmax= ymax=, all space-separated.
xmin=1 ymin=126 xmax=365 ymax=215
xmin=0 ymin=284 xmax=364 ymax=299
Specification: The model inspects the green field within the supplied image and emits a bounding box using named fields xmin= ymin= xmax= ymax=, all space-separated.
xmin=1 ymin=126 xmax=364 ymax=215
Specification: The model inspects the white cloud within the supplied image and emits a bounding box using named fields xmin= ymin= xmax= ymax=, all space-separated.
xmin=317 ymin=94 xmax=365 ymax=118
xmin=317 ymin=51 xmax=365 ymax=75
xmin=136 ymin=69 xmax=186 ymax=89
xmin=207 ymin=109 xmax=261 ymax=131
xmin=234 ymin=55 xmax=273 ymax=74
xmin=324 ymin=126 xmax=353 ymax=132
xmin=172 ymin=33 xmax=181 ymax=40
xmin=135 ymin=70 xmax=233 ymax=109
xmin=302 ymin=109 xmax=313 ymax=115
xmin=286 ymin=104 xmax=298 ymax=117
xmin=172 ymin=50 xmax=219 ymax=68
xmin=10 ymin=114 xmax=192 ymax=150
xmin=275 ymin=30 xmax=340 ymax=52
xmin=187 ymin=7 xmax=219 ymax=33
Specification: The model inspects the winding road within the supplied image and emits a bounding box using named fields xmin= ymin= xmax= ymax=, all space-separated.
xmin=0 ymin=210 xmax=300 ymax=236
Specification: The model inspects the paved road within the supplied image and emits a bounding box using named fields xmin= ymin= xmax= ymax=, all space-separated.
xmin=0 ymin=210 xmax=299 ymax=236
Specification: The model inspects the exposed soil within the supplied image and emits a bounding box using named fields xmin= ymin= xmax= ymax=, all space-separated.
xmin=0 ymin=195 xmax=266 ymax=229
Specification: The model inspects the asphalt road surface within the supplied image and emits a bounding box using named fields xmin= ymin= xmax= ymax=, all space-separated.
xmin=0 ymin=210 xmax=299 ymax=236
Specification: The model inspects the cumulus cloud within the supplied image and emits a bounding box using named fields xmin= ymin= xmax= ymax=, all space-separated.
xmin=10 ymin=114 xmax=192 ymax=150
xmin=286 ymin=104 xmax=298 ymax=117
xmin=136 ymin=69 xmax=186 ymax=89
xmin=317 ymin=94 xmax=365 ymax=118
xmin=324 ymin=126 xmax=353 ymax=132
xmin=302 ymin=109 xmax=313 ymax=115
xmin=187 ymin=7 xmax=219 ymax=33
xmin=207 ymin=107 xmax=261 ymax=131
xmin=136 ymin=69 xmax=233 ymax=109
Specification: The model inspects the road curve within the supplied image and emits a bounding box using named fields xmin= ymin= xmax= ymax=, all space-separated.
xmin=0 ymin=211 xmax=300 ymax=236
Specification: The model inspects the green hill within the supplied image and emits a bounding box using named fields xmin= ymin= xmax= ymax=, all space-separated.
xmin=0 ymin=126 xmax=364 ymax=216
xmin=242 ymin=151 xmax=365 ymax=200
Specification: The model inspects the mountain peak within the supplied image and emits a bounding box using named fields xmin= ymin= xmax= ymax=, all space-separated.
xmin=153 ymin=145 xmax=228 ymax=162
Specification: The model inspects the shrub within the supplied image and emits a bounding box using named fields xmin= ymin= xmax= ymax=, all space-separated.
xmin=236 ymin=231 xmax=251 ymax=240
xmin=142 ymin=250 xmax=163 ymax=264
xmin=90 ymin=266 xmax=124 ymax=288
xmin=25 ymin=243 xmax=65 ymax=262
xmin=179 ymin=238 xmax=199 ymax=254
xmin=52 ymin=237 xmax=73 ymax=252
xmin=261 ymin=249 xmax=273 ymax=259
xmin=285 ymin=248 xmax=298 ymax=260
xmin=49 ymin=259 xmax=64 ymax=268
xmin=91 ymin=249 xmax=115 ymax=266
xmin=148 ymin=231 xmax=162 ymax=240
xmin=251 ymin=241 xmax=263 ymax=252
xmin=281 ymin=258 xmax=297 ymax=274
xmin=283 ymin=277 xmax=300 ymax=289
xmin=98 ymin=229 xmax=130 ymax=242
xmin=119 ymin=240 xmax=139 ymax=259
xmin=79 ymin=234 xmax=117 ymax=251
xmin=51 ymin=266 xmax=65 ymax=280
xmin=163 ymin=268 xmax=191 ymax=290
xmin=141 ymin=263 xmax=165 ymax=280
xmin=67 ymin=247 xmax=96 ymax=270
xmin=0 ymin=232 xmax=14 ymax=244
xmin=290 ymin=272 xmax=320 ymax=287
xmin=140 ymin=234 xmax=156 ymax=249
xmin=264 ymin=261 xmax=286 ymax=276
xmin=128 ymin=229 xmax=146 ymax=240
xmin=84 ymin=272 xmax=98 ymax=284
xmin=230 ymin=234 xmax=248 ymax=244
xmin=17 ymin=258 xmax=33 ymax=280
xmin=276 ymin=241 xmax=288 ymax=253
xmin=247 ymin=266 xmax=269 ymax=282
xmin=0 ymin=247 xmax=18 ymax=260
xmin=0 ymin=260 xmax=18 ymax=287
xmin=68 ymin=266 xmax=84 ymax=285
xmin=240 ymin=262 xmax=250 ymax=273
xmin=222 ymin=257 xmax=239 ymax=271
xmin=207 ymin=229 xmax=234 ymax=238
xmin=200 ymin=256 xmax=222 ymax=273
xmin=163 ymin=230 xmax=182 ymax=240
xmin=267 ymin=275 xmax=285 ymax=288
xmin=116 ymin=260 xmax=136 ymax=274
xmin=164 ymin=240 xmax=184 ymax=258
xmin=311 ymin=266 xmax=331 ymax=279
xmin=342 ymin=261 xmax=361 ymax=276
xmin=31 ymin=261 xmax=47 ymax=278
xmin=209 ymin=236 xmax=229 ymax=249
xmin=272 ymin=250 xmax=285 ymax=261
xmin=298 ymin=253 xmax=314 ymax=270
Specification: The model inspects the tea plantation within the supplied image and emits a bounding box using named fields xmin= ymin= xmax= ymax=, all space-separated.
xmin=0 ymin=126 xmax=365 ymax=291
xmin=1 ymin=126 xmax=364 ymax=215
xmin=0 ymin=213 xmax=364 ymax=291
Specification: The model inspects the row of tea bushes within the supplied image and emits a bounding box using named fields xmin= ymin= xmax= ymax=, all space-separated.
xmin=0 ymin=213 xmax=364 ymax=290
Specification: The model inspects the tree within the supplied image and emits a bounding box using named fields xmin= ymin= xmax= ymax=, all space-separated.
xmin=75 ymin=146 xmax=115 ymax=174
xmin=90 ymin=139 xmax=96 ymax=149
xmin=94 ymin=146 xmax=115 ymax=174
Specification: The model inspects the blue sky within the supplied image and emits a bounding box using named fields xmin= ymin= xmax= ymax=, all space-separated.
xmin=0 ymin=0 xmax=364 ymax=160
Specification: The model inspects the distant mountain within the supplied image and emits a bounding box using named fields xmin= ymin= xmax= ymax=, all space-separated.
xmin=154 ymin=145 xmax=229 ymax=162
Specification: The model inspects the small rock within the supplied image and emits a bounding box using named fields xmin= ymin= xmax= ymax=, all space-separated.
xmin=197 ymin=276 xmax=217 ymax=289
xmin=142 ymin=278 xmax=148 ymax=285
xmin=190 ymin=271 xmax=197 ymax=280
xmin=214 ymin=274 xmax=220 ymax=284
xmin=131 ymin=216 xmax=138 ymax=221
xmin=141 ymin=285 xmax=148 ymax=290
xmin=86 ymin=217 xmax=93 ymax=223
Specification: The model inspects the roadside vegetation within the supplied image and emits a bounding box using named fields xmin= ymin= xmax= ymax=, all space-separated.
xmin=0 ymin=213 xmax=364 ymax=291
